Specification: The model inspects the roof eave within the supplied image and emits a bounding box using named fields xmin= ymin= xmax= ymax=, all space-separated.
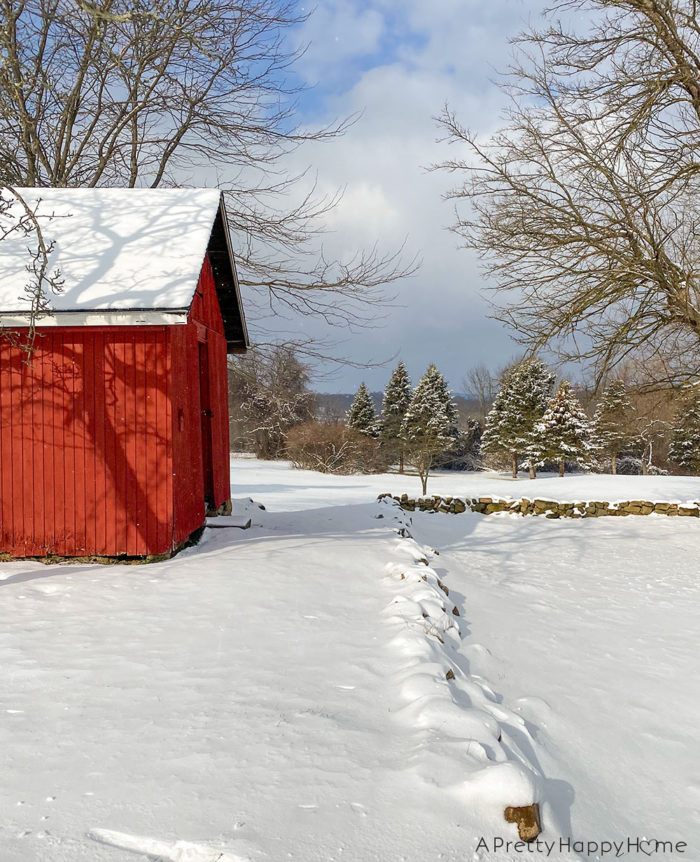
xmin=207 ymin=195 xmax=250 ymax=353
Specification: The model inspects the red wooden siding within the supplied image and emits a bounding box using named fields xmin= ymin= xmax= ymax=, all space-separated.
xmin=170 ymin=323 xmax=205 ymax=548
xmin=0 ymin=257 xmax=232 ymax=559
xmin=0 ymin=329 xmax=174 ymax=557
xmin=185 ymin=255 xmax=231 ymax=508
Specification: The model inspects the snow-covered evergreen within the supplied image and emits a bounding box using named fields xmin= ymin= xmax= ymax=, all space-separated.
xmin=380 ymin=361 xmax=412 ymax=472
xmin=669 ymin=396 xmax=700 ymax=473
xmin=481 ymin=359 xmax=555 ymax=477
xmin=346 ymin=382 xmax=377 ymax=436
xmin=401 ymin=364 xmax=457 ymax=493
xmin=593 ymin=379 xmax=635 ymax=474
xmin=529 ymin=380 xmax=595 ymax=476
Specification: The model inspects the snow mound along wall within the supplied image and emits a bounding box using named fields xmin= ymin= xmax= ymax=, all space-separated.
xmin=379 ymin=497 xmax=545 ymax=840
xmin=380 ymin=493 xmax=700 ymax=518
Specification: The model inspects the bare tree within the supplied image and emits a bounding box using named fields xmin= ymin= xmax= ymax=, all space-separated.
xmin=463 ymin=363 xmax=497 ymax=420
xmin=0 ymin=186 xmax=63 ymax=354
xmin=437 ymin=0 xmax=700 ymax=387
xmin=228 ymin=346 xmax=315 ymax=458
xmin=0 ymin=0 xmax=416 ymax=351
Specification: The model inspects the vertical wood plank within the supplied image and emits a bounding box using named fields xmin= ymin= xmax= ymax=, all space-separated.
xmin=83 ymin=333 xmax=96 ymax=556
xmin=124 ymin=332 xmax=136 ymax=554
xmin=155 ymin=329 xmax=170 ymax=554
xmin=94 ymin=332 xmax=107 ymax=555
xmin=104 ymin=336 xmax=118 ymax=555
xmin=133 ymin=335 xmax=146 ymax=556
xmin=0 ymin=342 xmax=11 ymax=550
xmin=114 ymin=336 xmax=127 ymax=555
xmin=72 ymin=334 xmax=86 ymax=555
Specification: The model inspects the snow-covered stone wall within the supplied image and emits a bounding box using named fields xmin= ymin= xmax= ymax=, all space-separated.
xmin=379 ymin=493 xmax=700 ymax=518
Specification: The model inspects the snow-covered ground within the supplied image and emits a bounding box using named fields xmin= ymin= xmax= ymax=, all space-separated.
xmin=1 ymin=458 xmax=699 ymax=861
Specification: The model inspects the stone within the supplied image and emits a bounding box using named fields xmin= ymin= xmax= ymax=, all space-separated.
xmin=485 ymin=503 xmax=505 ymax=514
xmin=445 ymin=669 xmax=455 ymax=681
xmin=452 ymin=606 xmax=460 ymax=616
xmin=504 ymin=803 xmax=541 ymax=842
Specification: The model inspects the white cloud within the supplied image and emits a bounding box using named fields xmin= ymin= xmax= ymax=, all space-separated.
xmin=262 ymin=1 xmax=554 ymax=391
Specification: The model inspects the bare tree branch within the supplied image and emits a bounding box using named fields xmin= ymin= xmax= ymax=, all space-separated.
xmin=436 ymin=0 xmax=700 ymax=387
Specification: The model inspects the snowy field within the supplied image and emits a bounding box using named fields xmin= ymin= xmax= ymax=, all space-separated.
xmin=1 ymin=457 xmax=699 ymax=861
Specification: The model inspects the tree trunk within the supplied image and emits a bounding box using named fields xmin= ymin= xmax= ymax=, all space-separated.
xmin=511 ymin=452 xmax=518 ymax=478
xmin=612 ymin=453 xmax=617 ymax=475
xmin=419 ymin=455 xmax=429 ymax=495
xmin=641 ymin=460 xmax=648 ymax=475
xmin=558 ymin=459 xmax=565 ymax=477
xmin=399 ymin=452 xmax=404 ymax=474
xmin=529 ymin=462 xmax=536 ymax=479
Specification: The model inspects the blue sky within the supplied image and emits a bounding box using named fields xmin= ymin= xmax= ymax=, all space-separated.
xmin=259 ymin=1 xmax=552 ymax=393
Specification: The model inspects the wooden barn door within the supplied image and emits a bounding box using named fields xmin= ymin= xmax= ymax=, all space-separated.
xmin=198 ymin=341 xmax=215 ymax=511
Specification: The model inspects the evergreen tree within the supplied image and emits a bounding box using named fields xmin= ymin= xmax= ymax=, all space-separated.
xmin=669 ymin=396 xmax=700 ymax=473
xmin=593 ymin=379 xmax=635 ymax=474
xmin=481 ymin=359 xmax=555 ymax=478
xmin=380 ymin=360 xmax=412 ymax=473
xmin=346 ymin=382 xmax=377 ymax=436
xmin=401 ymin=364 xmax=457 ymax=494
xmin=529 ymin=381 xmax=595 ymax=476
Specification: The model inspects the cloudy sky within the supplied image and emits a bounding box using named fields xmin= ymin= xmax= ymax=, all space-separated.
xmin=254 ymin=0 xmax=552 ymax=393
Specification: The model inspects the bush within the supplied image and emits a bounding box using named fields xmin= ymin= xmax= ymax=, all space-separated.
xmin=439 ymin=421 xmax=483 ymax=471
xmin=616 ymin=455 xmax=643 ymax=475
xmin=285 ymin=421 xmax=385 ymax=474
xmin=594 ymin=455 xmax=668 ymax=475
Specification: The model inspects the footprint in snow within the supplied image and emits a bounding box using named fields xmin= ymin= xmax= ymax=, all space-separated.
xmin=88 ymin=828 xmax=249 ymax=861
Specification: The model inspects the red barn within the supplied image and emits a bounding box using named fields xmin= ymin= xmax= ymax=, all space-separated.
xmin=0 ymin=188 xmax=248 ymax=560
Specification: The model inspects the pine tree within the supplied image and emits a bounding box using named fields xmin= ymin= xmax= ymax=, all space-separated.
xmin=380 ymin=360 xmax=412 ymax=473
xmin=401 ymin=364 xmax=457 ymax=494
xmin=669 ymin=396 xmax=700 ymax=473
xmin=481 ymin=359 xmax=555 ymax=478
xmin=529 ymin=381 xmax=595 ymax=476
xmin=346 ymin=382 xmax=377 ymax=436
xmin=593 ymin=379 xmax=635 ymax=474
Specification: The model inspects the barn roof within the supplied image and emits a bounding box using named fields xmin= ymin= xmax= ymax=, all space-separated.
xmin=0 ymin=187 xmax=248 ymax=352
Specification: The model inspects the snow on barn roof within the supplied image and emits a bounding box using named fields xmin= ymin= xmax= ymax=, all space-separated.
xmin=0 ymin=187 xmax=248 ymax=348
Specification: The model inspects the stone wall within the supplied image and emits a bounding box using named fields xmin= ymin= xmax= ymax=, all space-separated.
xmin=378 ymin=493 xmax=700 ymax=518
